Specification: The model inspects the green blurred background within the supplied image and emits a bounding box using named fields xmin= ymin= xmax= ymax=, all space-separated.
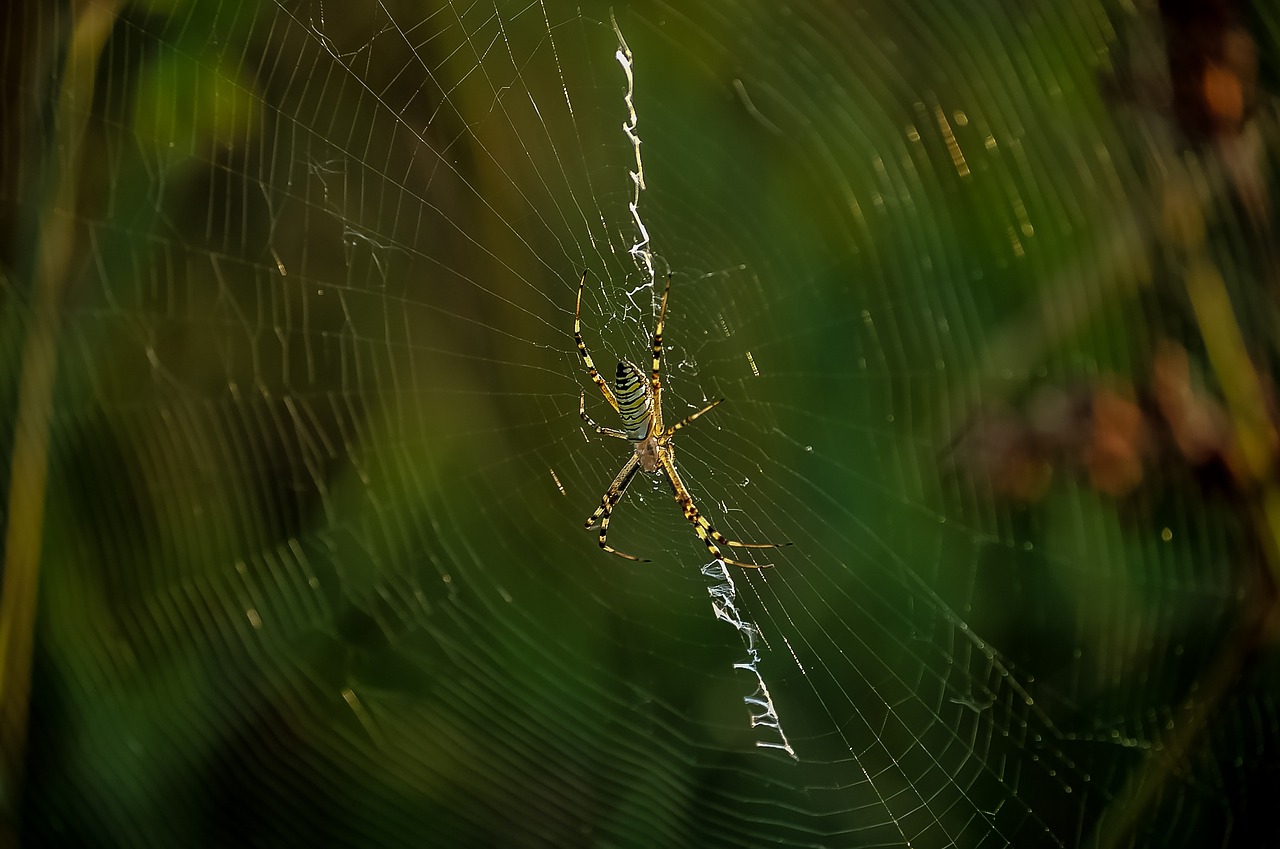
xmin=3 ymin=0 xmax=1280 ymax=846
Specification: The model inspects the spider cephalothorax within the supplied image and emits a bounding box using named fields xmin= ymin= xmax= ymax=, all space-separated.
xmin=574 ymin=271 xmax=788 ymax=567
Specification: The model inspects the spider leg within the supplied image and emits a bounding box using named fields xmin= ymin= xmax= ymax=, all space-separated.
xmin=649 ymin=272 xmax=672 ymax=430
xmin=580 ymin=390 xmax=629 ymax=440
xmin=666 ymin=398 xmax=724 ymax=435
xmin=575 ymin=270 xmax=619 ymax=412
xmin=659 ymin=451 xmax=789 ymax=568
xmin=584 ymin=454 xmax=650 ymax=562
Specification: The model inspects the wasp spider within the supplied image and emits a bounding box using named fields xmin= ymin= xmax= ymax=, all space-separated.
xmin=574 ymin=271 xmax=789 ymax=567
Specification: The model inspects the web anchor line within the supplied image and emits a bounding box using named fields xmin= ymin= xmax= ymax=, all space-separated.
xmin=703 ymin=561 xmax=796 ymax=759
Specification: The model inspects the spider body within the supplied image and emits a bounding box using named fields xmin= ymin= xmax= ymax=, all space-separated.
xmin=574 ymin=271 xmax=788 ymax=567
xmin=613 ymin=360 xmax=654 ymax=443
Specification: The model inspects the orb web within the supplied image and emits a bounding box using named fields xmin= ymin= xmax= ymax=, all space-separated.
xmin=6 ymin=1 xmax=1279 ymax=847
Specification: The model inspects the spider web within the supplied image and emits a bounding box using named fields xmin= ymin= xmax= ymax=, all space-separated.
xmin=4 ymin=0 xmax=1280 ymax=846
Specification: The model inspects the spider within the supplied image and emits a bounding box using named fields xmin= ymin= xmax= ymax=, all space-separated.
xmin=574 ymin=270 xmax=789 ymax=568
